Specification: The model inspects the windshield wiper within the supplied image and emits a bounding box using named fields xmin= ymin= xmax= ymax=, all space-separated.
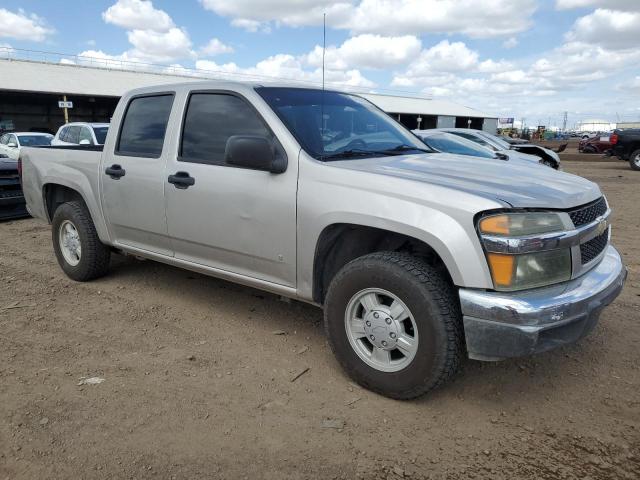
xmin=382 ymin=144 xmax=432 ymax=154
xmin=321 ymin=149 xmax=387 ymax=161
xmin=321 ymin=145 xmax=431 ymax=161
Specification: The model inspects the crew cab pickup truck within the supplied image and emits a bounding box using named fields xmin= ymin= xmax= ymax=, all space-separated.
xmin=20 ymin=82 xmax=627 ymax=399
xmin=611 ymin=129 xmax=640 ymax=170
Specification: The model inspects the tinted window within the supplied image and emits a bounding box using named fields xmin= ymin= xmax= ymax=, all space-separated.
xmin=117 ymin=95 xmax=173 ymax=157
xmin=66 ymin=126 xmax=81 ymax=144
xmin=180 ymin=93 xmax=273 ymax=165
xmin=17 ymin=135 xmax=53 ymax=146
xmin=92 ymin=126 xmax=109 ymax=144
xmin=78 ymin=127 xmax=93 ymax=144
xmin=257 ymin=87 xmax=427 ymax=160
xmin=451 ymin=132 xmax=497 ymax=151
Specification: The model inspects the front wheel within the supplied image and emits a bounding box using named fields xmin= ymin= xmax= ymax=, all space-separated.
xmin=52 ymin=201 xmax=111 ymax=281
xmin=324 ymin=252 xmax=464 ymax=399
xmin=630 ymin=149 xmax=640 ymax=171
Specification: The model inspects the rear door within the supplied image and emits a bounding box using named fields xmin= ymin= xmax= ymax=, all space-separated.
xmin=100 ymin=93 xmax=175 ymax=255
xmin=163 ymin=91 xmax=298 ymax=287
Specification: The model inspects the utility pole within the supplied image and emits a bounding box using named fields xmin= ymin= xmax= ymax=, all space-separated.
xmin=62 ymin=94 xmax=69 ymax=124
xmin=562 ymin=111 xmax=568 ymax=132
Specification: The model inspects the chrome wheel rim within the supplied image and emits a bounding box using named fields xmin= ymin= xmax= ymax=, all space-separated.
xmin=345 ymin=288 xmax=419 ymax=372
xmin=634 ymin=154 xmax=640 ymax=168
xmin=59 ymin=220 xmax=81 ymax=266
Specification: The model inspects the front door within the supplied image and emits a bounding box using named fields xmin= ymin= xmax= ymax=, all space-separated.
xmin=101 ymin=93 xmax=175 ymax=256
xmin=164 ymin=92 xmax=297 ymax=287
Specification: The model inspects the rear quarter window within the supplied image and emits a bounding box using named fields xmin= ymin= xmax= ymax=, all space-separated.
xmin=116 ymin=94 xmax=174 ymax=158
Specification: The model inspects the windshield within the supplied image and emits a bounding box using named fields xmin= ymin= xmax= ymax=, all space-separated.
xmin=17 ymin=135 xmax=52 ymax=146
xmin=92 ymin=126 xmax=109 ymax=144
xmin=419 ymin=132 xmax=494 ymax=159
xmin=476 ymin=131 xmax=511 ymax=149
xmin=256 ymin=87 xmax=429 ymax=160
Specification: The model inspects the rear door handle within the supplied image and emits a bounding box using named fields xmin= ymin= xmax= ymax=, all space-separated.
xmin=105 ymin=164 xmax=126 ymax=179
xmin=168 ymin=171 xmax=195 ymax=189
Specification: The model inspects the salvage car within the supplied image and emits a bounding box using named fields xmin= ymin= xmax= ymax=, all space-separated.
xmin=20 ymin=82 xmax=627 ymax=399
xmin=413 ymin=129 xmax=545 ymax=166
xmin=0 ymin=154 xmax=28 ymax=220
xmin=0 ymin=132 xmax=53 ymax=160
xmin=611 ymin=129 xmax=640 ymax=171
xmin=578 ymin=135 xmax=612 ymax=154
xmin=439 ymin=128 xmax=561 ymax=169
xmin=52 ymin=122 xmax=109 ymax=146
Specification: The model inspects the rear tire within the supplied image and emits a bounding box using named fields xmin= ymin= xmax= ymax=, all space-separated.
xmin=324 ymin=251 xmax=464 ymax=400
xmin=52 ymin=201 xmax=110 ymax=281
xmin=630 ymin=149 xmax=640 ymax=171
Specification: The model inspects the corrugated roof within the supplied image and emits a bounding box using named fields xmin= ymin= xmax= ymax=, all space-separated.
xmin=360 ymin=93 xmax=496 ymax=119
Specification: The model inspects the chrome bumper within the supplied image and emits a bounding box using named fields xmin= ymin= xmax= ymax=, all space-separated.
xmin=459 ymin=245 xmax=627 ymax=361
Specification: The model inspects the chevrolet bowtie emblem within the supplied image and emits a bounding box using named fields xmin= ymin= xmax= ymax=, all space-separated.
xmin=595 ymin=217 xmax=608 ymax=236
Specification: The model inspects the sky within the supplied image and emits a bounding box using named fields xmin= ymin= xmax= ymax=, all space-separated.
xmin=1 ymin=0 xmax=639 ymax=128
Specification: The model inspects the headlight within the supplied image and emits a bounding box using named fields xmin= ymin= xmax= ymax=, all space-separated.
xmin=478 ymin=212 xmax=572 ymax=291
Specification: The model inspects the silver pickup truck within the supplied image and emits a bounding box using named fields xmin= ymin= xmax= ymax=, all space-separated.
xmin=21 ymin=81 xmax=627 ymax=399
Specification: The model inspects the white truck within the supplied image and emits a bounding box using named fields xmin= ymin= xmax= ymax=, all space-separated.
xmin=20 ymin=81 xmax=627 ymax=399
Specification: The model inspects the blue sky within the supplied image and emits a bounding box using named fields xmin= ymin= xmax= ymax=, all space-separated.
xmin=1 ymin=0 xmax=639 ymax=128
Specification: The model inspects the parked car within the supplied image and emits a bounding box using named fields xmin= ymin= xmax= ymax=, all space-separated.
xmin=437 ymin=128 xmax=561 ymax=169
xmin=579 ymin=135 xmax=612 ymax=154
xmin=0 ymin=132 xmax=53 ymax=160
xmin=412 ymin=130 xmax=544 ymax=166
xmin=0 ymin=154 xmax=28 ymax=220
xmin=52 ymin=122 xmax=109 ymax=146
xmin=21 ymin=81 xmax=626 ymax=399
xmin=611 ymin=129 xmax=640 ymax=170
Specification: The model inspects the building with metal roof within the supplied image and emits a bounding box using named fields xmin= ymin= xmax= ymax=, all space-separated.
xmin=0 ymin=49 xmax=497 ymax=134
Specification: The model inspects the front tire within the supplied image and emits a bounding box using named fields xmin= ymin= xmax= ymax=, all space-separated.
xmin=630 ymin=149 xmax=640 ymax=171
xmin=324 ymin=252 xmax=464 ymax=399
xmin=52 ymin=201 xmax=111 ymax=281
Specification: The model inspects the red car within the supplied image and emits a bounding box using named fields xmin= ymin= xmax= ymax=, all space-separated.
xmin=579 ymin=135 xmax=612 ymax=154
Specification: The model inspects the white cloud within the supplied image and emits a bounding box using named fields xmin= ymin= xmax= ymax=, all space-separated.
xmin=195 ymin=54 xmax=374 ymax=88
xmin=503 ymin=37 xmax=519 ymax=49
xmin=304 ymin=34 xmax=422 ymax=70
xmin=0 ymin=8 xmax=53 ymax=42
xmin=200 ymin=38 xmax=234 ymax=56
xmin=556 ymin=0 xmax=640 ymax=11
xmin=566 ymin=8 xmax=640 ymax=49
xmin=391 ymin=40 xmax=514 ymax=87
xmin=230 ymin=18 xmax=271 ymax=33
xmin=126 ymin=27 xmax=194 ymax=62
xmin=103 ymin=0 xmax=174 ymax=31
xmin=201 ymin=0 xmax=537 ymax=38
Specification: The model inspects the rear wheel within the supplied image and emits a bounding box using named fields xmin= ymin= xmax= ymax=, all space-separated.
xmin=324 ymin=251 xmax=464 ymax=399
xmin=52 ymin=201 xmax=111 ymax=281
xmin=630 ymin=149 xmax=640 ymax=171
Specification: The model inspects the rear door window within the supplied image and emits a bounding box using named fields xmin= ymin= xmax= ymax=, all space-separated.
xmin=116 ymin=94 xmax=174 ymax=158
xmin=79 ymin=127 xmax=93 ymax=144
xmin=66 ymin=126 xmax=81 ymax=144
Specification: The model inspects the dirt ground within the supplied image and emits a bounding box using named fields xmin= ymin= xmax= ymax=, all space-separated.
xmin=1 ymin=161 xmax=639 ymax=480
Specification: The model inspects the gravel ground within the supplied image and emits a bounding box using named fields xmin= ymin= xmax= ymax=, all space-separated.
xmin=1 ymin=161 xmax=638 ymax=480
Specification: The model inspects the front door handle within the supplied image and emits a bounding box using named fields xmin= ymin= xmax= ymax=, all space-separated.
xmin=168 ymin=171 xmax=195 ymax=189
xmin=105 ymin=164 xmax=126 ymax=179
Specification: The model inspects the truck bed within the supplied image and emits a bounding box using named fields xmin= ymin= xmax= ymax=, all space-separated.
xmin=20 ymin=145 xmax=104 ymax=224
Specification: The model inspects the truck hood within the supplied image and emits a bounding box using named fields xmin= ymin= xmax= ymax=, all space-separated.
xmin=331 ymin=152 xmax=600 ymax=209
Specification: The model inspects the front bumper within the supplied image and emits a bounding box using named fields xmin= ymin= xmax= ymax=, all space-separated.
xmin=459 ymin=245 xmax=627 ymax=361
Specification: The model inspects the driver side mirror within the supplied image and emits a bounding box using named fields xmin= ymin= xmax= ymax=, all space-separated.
xmin=495 ymin=152 xmax=509 ymax=160
xmin=7 ymin=141 xmax=18 ymax=148
xmin=79 ymin=139 xmax=91 ymax=145
xmin=224 ymin=135 xmax=287 ymax=174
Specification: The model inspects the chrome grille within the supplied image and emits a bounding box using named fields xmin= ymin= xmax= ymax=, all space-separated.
xmin=580 ymin=229 xmax=609 ymax=264
xmin=569 ymin=197 xmax=607 ymax=227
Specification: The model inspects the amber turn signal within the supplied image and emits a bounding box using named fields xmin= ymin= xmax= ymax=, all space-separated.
xmin=479 ymin=215 xmax=510 ymax=235
xmin=486 ymin=253 xmax=515 ymax=288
